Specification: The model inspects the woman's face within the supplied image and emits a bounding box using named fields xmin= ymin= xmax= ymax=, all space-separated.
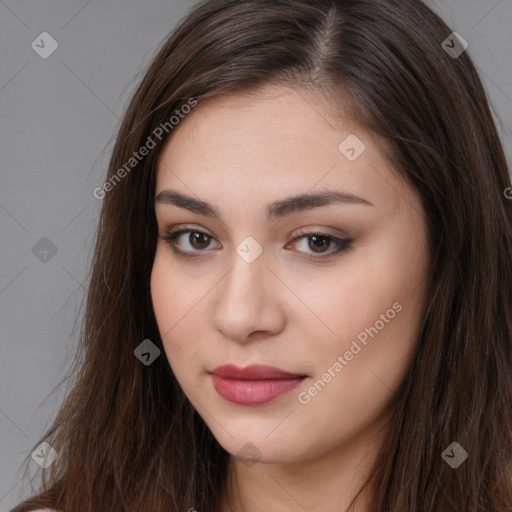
xmin=151 ymin=85 xmax=431 ymax=465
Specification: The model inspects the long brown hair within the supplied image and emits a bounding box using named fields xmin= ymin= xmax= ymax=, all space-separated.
xmin=11 ymin=0 xmax=512 ymax=511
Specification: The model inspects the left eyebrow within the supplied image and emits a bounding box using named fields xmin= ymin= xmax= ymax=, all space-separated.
xmin=154 ymin=189 xmax=374 ymax=222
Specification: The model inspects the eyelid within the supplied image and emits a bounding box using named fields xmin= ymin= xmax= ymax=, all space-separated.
xmin=286 ymin=228 xmax=352 ymax=260
xmin=159 ymin=224 xmax=352 ymax=259
xmin=291 ymin=226 xmax=351 ymax=241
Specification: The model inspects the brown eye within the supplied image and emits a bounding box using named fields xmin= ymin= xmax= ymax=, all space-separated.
xmin=160 ymin=227 xmax=351 ymax=261
xmin=159 ymin=228 xmax=221 ymax=257
xmin=288 ymin=231 xmax=352 ymax=260
xmin=189 ymin=232 xmax=211 ymax=249
xmin=307 ymin=235 xmax=330 ymax=253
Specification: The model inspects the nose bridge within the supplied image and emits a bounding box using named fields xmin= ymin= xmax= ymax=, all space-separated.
xmin=231 ymin=245 xmax=268 ymax=296
xmin=212 ymin=245 xmax=283 ymax=340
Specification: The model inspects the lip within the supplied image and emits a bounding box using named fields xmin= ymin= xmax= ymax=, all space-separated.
xmin=210 ymin=364 xmax=307 ymax=405
xmin=211 ymin=364 xmax=306 ymax=379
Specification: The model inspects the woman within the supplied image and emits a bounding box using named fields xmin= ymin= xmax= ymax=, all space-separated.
xmin=11 ymin=0 xmax=512 ymax=511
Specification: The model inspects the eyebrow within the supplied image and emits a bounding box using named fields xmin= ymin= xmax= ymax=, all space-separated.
xmin=154 ymin=189 xmax=374 ymax=221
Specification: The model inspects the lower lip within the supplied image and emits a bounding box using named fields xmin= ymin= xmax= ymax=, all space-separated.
xmin=211 ymin=375 xmax=305 ymax=405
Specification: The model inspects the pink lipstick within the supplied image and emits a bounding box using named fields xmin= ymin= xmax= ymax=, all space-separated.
xmin=210 ymin=364 xmax=306 ymax=405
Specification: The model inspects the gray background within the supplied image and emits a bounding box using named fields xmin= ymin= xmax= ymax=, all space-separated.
xmin=0 ymin=0 xmax=510 ymax=510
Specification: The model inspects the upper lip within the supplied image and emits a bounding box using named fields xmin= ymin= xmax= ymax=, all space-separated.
xmin=210 ymin=364 xmax=306 ymax=380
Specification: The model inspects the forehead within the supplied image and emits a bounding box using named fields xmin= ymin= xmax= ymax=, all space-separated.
xmin=157 ymin=86 xmax=352 ymax=169
xmin=154 ymin=85 xmax=408 ymax=215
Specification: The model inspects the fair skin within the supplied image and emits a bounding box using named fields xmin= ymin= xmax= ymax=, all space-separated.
xmin=151 ymin=84 xmax=431 ymax=512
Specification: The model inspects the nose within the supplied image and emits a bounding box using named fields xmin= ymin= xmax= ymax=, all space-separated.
xmin=211 ymin=251 xmax=286 ymax=343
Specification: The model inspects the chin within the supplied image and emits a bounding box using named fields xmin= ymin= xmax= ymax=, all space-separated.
xmin=212 ymin=429 xmax=312 ymax=465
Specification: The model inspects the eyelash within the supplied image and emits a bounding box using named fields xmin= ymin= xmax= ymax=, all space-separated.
xmin=158 ymin=226 xmax=352 ymax=261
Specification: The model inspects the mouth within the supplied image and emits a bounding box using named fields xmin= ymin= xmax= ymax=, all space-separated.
xmin=209 ymin=364 xmax=308 ymax=406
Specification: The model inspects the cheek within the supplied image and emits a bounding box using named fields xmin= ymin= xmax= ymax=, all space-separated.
xmin=151 ymin=248 xmax=208 ymax=332
xmin=307 ymin=246 xmax=425 ymax=344
xmin=150 ymin=252 xmax=209 ymax=369
xmin=302 ymin=233 xmax=428 ymax=390
xmin=151 ymin=259 xmax=180 ymax=339
xmin=294 ymin=273 xmax=424 ymax=448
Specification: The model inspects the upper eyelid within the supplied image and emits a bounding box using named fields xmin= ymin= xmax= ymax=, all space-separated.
xmin=162 ymin=230 xmax=351 ymax=265
xmin=162 ymin=227 xmax=350 ymax=253
xmin=162 ymin=225 xmax=347 ymax=241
